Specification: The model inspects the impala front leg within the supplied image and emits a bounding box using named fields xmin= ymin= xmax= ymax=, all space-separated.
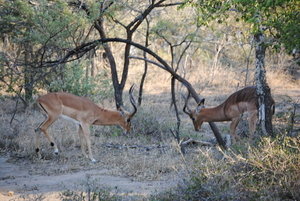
xmin=81 ymin=124 xmax=96 ymax=163
xmin=248 ymin=111 xmax=258 ymax=141
xmin=78 ymin=125 xmax=87 ymax=159
xmin=230 ymin=117 xmax=242 ymax=144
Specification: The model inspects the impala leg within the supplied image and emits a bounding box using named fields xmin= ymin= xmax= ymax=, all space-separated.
xmin=248 ymin=112 xmax=258 ymax=141
xmin=35 ymin=114 xmax=47 ymax=159
xmin=35 ymin=115 xmax=59 ymax=158
xmin=78 ymin=125 xmax=87 ymax=158
xmin=35 ymin=127 xmax=42 ymax=159
xmin=230 ymin=117 xmax=241 ymax=144
xmin=81 ymin=124 xmax=96 ymax=163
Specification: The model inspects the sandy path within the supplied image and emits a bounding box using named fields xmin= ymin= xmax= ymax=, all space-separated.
xmin=0 ymin=155 xmax=178 ymax=201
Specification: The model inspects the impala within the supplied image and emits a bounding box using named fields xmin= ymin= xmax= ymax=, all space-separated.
xmin=35 ymin=85 xmax=137 ymax=162
xmin=183 ymin=86 xmax=275 ymax=144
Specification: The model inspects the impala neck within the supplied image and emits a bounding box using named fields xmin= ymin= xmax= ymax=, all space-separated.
xmin=93 ymin=108 xmax=125 ymax=126
xmin=199 ymin=104 xmax=230 ymax=122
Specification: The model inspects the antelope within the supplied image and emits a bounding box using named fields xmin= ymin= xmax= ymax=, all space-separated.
xmin=183 ymin=86 xmax=275 ymax=144
xmin=35 ymin=85 xmax=137 ymax=162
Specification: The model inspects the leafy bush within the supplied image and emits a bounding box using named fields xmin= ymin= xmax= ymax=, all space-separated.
xmin=275 ymin=98 xmax=300 ymax=137
xmin=47 ymin=60 xmax=113 ymax=101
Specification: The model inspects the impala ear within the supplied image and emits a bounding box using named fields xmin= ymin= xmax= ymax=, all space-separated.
xmin=199 ymin=99 xmax=205 ymax=106
xmin=118 ymin=107 xmax=126 ymax=117
xmin=195 ymin=99 xmax=205 ymax=114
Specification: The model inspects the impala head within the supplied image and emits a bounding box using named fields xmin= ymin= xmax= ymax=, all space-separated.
xmin=183 ymin=95 xmax=205 ymax=132
xmin=118 ymin=85 xmax=137 ymax=133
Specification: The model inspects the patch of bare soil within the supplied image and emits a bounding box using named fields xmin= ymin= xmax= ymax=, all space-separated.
xmin=0 ymin=153 xmax=178 ymax=201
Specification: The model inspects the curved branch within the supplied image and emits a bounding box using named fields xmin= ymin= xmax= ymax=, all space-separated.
xmin=30 ymin=37 xmax=226 ymax=149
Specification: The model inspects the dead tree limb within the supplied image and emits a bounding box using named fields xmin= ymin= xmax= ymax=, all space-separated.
xmin=27 ymin=37 xmax=226 ymax=150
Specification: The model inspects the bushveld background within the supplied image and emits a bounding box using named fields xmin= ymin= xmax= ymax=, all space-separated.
xmin=0 ymin=1 xmax=299 ymax=200
xmin=0 ymin=59 xmax=299 ymax=200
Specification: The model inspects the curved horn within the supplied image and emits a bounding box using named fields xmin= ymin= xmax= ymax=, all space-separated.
xmin=182 ymin=92 xmax=192 ymax=115
xmin=129 ymin=84 xmax=137 ymax=117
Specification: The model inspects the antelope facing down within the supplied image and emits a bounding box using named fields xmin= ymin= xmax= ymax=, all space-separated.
xmin=35 ymin=85 xmax=137 ymax=162
xmin=183 ymin=86 xmax=275 ymax=144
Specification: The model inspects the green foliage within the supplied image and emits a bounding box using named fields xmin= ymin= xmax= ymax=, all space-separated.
xmin=47 ymin=63 xmax=92 ymax=96
xmin=0 ymin=0 xmax=96 ymax=99
xmin=181 ymin=0 xmax=231 ymax=26
xmin=47 ymin=60 xmax=113 ymax=101
xmin=182 ymin=0 xmax=300 ymax=53
xmin=29 ymin=0 xmax=92 ymax=47
xmin=0 ymin=0 xmax=33 ymax=39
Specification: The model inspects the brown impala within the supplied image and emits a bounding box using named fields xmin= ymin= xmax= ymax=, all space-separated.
xmin=35 ymin=85 xmax=137 ymax=162
xmin=183 ymin=86 xmax=275 ymax=144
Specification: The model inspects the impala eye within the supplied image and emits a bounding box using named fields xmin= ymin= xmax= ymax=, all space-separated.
xmin=191 ymin=117 xmax=195 ymax=121
xmin=127 ymin=118 xmax=131 ymax=123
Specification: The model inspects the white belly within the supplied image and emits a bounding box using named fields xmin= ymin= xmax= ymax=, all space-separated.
xmin=61 ymin=115 xmax=80 ymax=125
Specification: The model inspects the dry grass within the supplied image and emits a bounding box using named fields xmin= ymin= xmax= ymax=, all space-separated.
xmin=0 ymin=64 xmax=299 ymax=200
xmin=151 ymin=136 xmax=300 ymax=201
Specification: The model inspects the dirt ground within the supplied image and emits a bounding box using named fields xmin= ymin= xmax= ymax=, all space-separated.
xmin=0 ymin=153 xmax=179 ymax=201
xmin=1 ymin=86 xmax=299 ymax=201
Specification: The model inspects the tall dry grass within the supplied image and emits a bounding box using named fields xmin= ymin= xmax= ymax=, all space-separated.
xmin=151 ymin=136 xmax=300 ymax=201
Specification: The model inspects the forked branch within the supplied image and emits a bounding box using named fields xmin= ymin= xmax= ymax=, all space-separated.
xmin=27 ymin=37 xmax=226 ymax=150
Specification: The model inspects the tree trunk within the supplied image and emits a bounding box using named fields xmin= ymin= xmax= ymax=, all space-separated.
xmin=95 ymin=19 xmax=122 ymax=108
xmin=51 ymin=37 xmax=227 ymax=150
xmin=24 ymin=43 xmax=34 ymax=101
xmin=138 ymin=19 xmax=150 ymax=106
xmin=254 ymin=32 xmax=274 ymax=137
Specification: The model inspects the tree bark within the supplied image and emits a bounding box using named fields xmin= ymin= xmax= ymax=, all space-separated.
xmin=138 ymin=19 xmax=150 ymax=106
xmin=94 ymin=19 xmax=121 ymax=108
xmin=24 ymin=43 xmax=34 ymax=101
xmin=254 ymin=32 xmax=274 ymax=137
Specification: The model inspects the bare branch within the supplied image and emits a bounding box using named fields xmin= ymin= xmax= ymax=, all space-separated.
xmin=28 ymin=37 xmax=226 ymax=149
xmin=128 ymin=56 xmax=166 ymax=69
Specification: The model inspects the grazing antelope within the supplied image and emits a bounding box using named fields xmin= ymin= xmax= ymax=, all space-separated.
xmin=183 ymin=86 xmax=275 ymax=144
xmin=35 ymin=85 xmax=137 ymax=162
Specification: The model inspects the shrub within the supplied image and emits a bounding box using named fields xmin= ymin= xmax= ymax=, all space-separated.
xmin=60 ymin=174 xmax=123 ymax=201
xmin=151 ymin=136 xmax=300 ymax=200
xmin=47 ymin=60 xmax=113 ymax=101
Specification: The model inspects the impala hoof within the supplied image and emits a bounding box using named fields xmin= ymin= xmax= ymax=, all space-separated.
xmin=54 ymin=149 xmax=59 ymax=155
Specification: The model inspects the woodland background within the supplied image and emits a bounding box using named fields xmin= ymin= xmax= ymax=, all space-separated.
xmin=0 ymin=0 xmax=300 ymax=200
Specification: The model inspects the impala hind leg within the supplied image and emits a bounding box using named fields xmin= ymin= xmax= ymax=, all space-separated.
xmin=230 ymin=117 xmax=242 ymax=144
xmin=80 ymin=124 xmax=96 ymax=163
xmin=35 ymin=115 xmax=59 ymax=158
xmin=35 ymin=127 xmax=42 ymax=159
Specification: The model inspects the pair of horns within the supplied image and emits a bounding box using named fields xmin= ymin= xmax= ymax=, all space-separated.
xmin=118 ymin=85 xmax=137 ymax=117
xmin=182 ymin=91 xmax=204 ymax=115
xmin=128 ymin=84 xmax=137 ymax=117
